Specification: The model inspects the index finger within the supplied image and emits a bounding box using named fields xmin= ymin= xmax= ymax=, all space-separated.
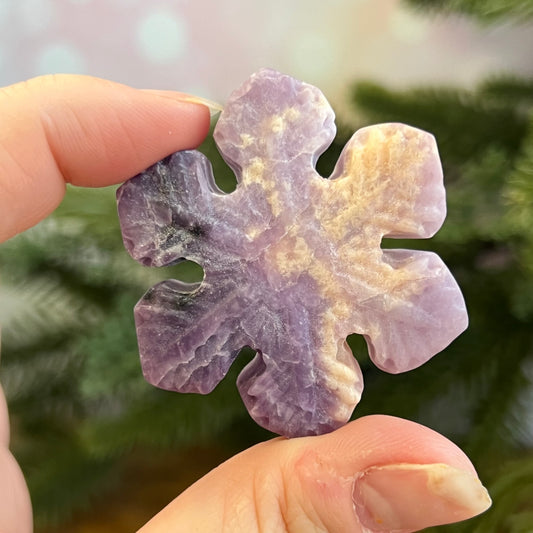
xmin=0 ymin=75 xmax=211 ymax=242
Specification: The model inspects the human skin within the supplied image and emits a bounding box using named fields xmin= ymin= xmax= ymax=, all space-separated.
xmin=0 ymin=75 xmax=490 ymax=533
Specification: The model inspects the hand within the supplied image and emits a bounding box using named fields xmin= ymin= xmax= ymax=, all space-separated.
xmin=0 ymin=75 xmax=491 ymax=533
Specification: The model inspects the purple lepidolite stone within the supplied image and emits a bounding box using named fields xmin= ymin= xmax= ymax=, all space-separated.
xmin=116 ymin=68 xmax=468 ymax=438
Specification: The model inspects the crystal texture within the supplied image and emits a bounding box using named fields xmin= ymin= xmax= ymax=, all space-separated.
xmin=116 ymin=69 xmax=468 ymax=438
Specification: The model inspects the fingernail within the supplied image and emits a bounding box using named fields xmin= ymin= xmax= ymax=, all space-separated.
xmin=353 ymin=463 xmax=491 ymax=531
xmin=143 ymin=89 xmax=224 ymax=118
xmin=179 ymin=95 xmax=224 ymax=118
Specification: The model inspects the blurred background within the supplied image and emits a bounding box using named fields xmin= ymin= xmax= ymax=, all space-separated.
xmin=1 ymin=0 xmax=533 ymax=531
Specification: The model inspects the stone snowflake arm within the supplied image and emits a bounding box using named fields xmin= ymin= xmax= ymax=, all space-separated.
xmin=358 ymin=249 xmax=468 ymax=373
xmin=214 ymin=68 xmax=336 ymax=175
xmin=235 ymin=279 xmax=364 ymax=437
xmin=321 ymin=123 xmax=468 ymax=373
xmin=212 ymin=68 xmax=337 ymax=235
xmin=116 ymin=150 xmax=223 ymax=267
xmin=237 ymin=339 xmax=363 ymax=438
xmin=325 ymin=123 xmax=446 ymax=241
xmin=134 ymin=272 xmax=250 ymax=394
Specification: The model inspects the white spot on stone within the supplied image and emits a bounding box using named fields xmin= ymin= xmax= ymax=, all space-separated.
xmin=137 ymin=9 xmax=188 ymax=64
xmin=283 ymin=107 xmax=300 ymax=121
xmin=240 ymin=134 xmax=254 ymax=148
xmin=270 ymin=116 xmax=284 ymax=133
xmin=37 ymin=43 xmax=87 ymax=75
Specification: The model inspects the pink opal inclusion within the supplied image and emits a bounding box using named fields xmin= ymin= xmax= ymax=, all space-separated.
xmin=116 ymin=69 xmax=468 ymax=437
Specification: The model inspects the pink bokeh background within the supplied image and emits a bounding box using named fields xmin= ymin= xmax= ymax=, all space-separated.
xmin=1 ymin=0 xmax=532 ymax=111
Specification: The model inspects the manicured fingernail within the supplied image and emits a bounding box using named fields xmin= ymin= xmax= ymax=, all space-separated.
xmin=353 ymin=463 xmax=491 ymax=531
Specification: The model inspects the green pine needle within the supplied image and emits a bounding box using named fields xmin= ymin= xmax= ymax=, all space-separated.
xmin=404 ymin=0 xmax=533 ymax=23
xmin=0 ymin=276 xmax=102 ymax=351
xmin=352 ymin=82 xmax=528 ymax=166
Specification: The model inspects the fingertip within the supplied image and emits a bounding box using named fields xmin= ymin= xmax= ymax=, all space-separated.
xmin=288 ymin=416 xmax=487 ymax=532
xmin=353 ymin=462 xmax=491 ymax=531
xmin=39 ymin=77 xmax=212 ymax=187
xmin=325 ymin=415 xmax=476 ymax=474
xmin=0 ymin=75 xmax=211 ymax=242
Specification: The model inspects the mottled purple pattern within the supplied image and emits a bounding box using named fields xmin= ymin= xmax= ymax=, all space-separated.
xmin=116 ymin=69 xmax=468 ymax=438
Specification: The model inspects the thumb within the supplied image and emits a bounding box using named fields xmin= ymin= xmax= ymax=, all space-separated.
xmin=139 ymin=415 xmax=491 ymax=533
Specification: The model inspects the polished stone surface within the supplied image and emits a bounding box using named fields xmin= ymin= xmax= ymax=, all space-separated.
xmin=117 ymin=69 xmax=468 ymax=437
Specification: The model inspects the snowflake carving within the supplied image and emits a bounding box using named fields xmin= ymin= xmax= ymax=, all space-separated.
xmin=117 ymin=69 xmax=468 ymax=437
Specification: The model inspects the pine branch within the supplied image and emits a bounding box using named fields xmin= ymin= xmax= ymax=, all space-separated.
xmin=1 ymin=347 xmax=79 ymax=407
xmin=352 ymin=82 xmax=528 ymax=166
xmin=465 ymin=329 xmax=532 ymax=462
xmin=503 ymin=114 xmax=533 ymax=322
xmin=51 ymin=185 xmax=123 ymax=247
xmin=424 ymin=454 xmax=533 ymax=533
xmin=437 ymin=147 xmax=513 ymax=243
xmin=506 ymin=510 xmax=533 ymax=533
xmin=80 ymin=379 xmax=249 ymax=459
xmin=504 ymin=114 xmax=533 ymax=243
xmin=0 ymin=276 xmax=102 ymax=351
xmin=27 ymin=440 xmax=116 ymax=528
xmin=472 ymin=455 xmax=533 ymax=532
xmin=77 ymin=293 xmax=149 ymax=407
xmin=403 ymin=0 xmax=533 ymax=23
xmin=480 ymin=76 xmax=533 ymax=105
